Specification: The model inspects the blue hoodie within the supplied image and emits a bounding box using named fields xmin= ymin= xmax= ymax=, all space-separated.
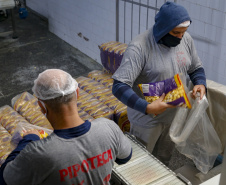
xmin=153 ymin=1 xmax=191 ymax=43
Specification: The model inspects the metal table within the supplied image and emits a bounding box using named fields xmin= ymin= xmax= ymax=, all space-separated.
xmin=0 ymin=0 xmax=17 ymax=39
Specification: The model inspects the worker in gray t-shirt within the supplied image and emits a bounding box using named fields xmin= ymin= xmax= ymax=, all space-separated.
xmin=112 ymin=2 xmax=206 ymax=165
xmin=0 ymin=69 xmax=132 ymax=185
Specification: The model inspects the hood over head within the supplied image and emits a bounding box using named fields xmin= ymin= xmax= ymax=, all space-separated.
xmin=153 ymin=2 xmax=191 ymax=43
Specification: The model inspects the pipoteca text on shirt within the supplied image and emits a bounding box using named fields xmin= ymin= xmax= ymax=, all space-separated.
xmin=59 ymin=149 xmax=113 ymax=182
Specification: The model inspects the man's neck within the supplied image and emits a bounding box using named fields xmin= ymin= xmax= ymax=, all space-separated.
xmin=47 ymin=105 xmax=84 ymax=130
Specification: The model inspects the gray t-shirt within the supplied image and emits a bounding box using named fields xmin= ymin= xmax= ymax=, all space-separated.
xmin=4 ymin=118 xmax=131 ymax=185
xmin=112 ymin=28 xmax=202 ymax=127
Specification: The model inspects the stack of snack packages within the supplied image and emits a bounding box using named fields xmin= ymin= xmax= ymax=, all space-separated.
xmin=0 ymin=124 xmax=14 ymax=165
xmin=99 ymin=41 xmax=127 ymax=74
xmin=12 ymin=92 xmax=94 ymax=125
xmin=76 ymin=77 xmax=114 ymax=120
xmin=12 ymin=92 xmax=53 ymax=130
xmin=76 ymin=72 xmax=130 ymax=132
xmin=0 ymin=105 xmax=31 ymax=165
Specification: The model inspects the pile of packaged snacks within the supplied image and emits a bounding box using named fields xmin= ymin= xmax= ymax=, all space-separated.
xmin=138 ymin=74 xmax=192 ymax=108
xmin=0 ymin=125 xmax=15 ymax=166
xmin=99 ymin=41 xmax=127 ymax=74
xmin=12 ymin=92 xmax=53 ymax=130
xmin=77 ymin=76 xmax=106 ymax=92
xmin=78 ymin=108 xmax=94 ymax=122
xmin=0 ymin=145 xmax=14 ymax=166
xmin=87 ymin=70 xmax=113 ymax=89
xmin=77 ymin=77 xmax=130 ymax=132
xmin=0 ymin=105 xmax=30 ymax=135
xmin=77 ymin=88 xmax=114 ymax=120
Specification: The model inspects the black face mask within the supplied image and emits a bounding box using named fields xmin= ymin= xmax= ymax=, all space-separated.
xmin=159 ymin=33 xmax=182 ymax=47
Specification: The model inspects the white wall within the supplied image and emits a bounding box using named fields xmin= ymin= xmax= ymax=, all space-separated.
xmin=27 ymin=0 xmax=226 ymax=86
xmin=31 ymin=0 xmax=116 ymax=64
xmin=27 ymin=0 xmax=48 ymax=19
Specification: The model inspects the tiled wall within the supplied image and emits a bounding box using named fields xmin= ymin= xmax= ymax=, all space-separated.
xmin=27 ymin=0 xmax=226 ymax=85
xmin=177 ymin=0 xmax=226 ymax=86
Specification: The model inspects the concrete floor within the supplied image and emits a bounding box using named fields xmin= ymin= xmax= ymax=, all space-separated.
xmin=0 ymin=8 xmax=102 ymax=107
xmin=0 ymin=7 xmax=196 ymax=180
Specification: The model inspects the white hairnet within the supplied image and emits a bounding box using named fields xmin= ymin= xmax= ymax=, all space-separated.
xmin=32 ymin=69 xmax=78 ymax=100
xmin=176 ymin=21 xmax=190 ymax=28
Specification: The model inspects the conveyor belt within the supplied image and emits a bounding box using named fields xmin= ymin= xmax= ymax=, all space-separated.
xmin=112 ymin=134 xmax=191 ymax=185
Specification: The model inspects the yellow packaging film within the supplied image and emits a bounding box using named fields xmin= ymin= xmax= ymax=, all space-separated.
xmin=12 ymin=92 xmax=53 ymax=130
xmin=99 ymin=41 xmax=119 ymax=51
xmin=0 ymin=146 xmax=14 ymax=166
xmin=90 ymin=89 xmax=111 ymax=98
xmin=87 ymin=70 xmax=113 ymax=89
xmin=88 ymin=70 xmax=112 ymax=80
xmin=102 ymin=42 xmax=121 ymax=52
xmin=0 ymin=125 xmax=14 ymax=161
xmin=98 ymin=94 xmax=116 ymax=103
xmin=78 ymin=108 xmax=94 ymax=122
xmin=87 ymin=70 xmax=105 ymax=78
xmin=0 ymin=105 xmax=29 ymax=135
xmin=11 ymin=122 xmax=53 ymax=146
xmin=114 ymin=43 xmax=128 ymax=54
xmin=116 ymin=108 xmax=130 ymax=132
xmin=78 ymin=75 xmax=130 ymax=130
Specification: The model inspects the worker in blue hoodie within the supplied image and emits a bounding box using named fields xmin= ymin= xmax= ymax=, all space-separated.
xmin=112 ymin=1 xmax=206 ymax=165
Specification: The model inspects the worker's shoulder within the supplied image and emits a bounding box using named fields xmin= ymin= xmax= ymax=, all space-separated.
xmin=91 ymin=118 xmax=119 ymax=131
xmin=129 ymin=29 xmax=150 ymax=47
xmin=91 ymin=117 xmax=115 ymax=126
xmin=183 ymin=32 xmax=193 ymax=41
xmin=22 ymin=135 xmax=55 ymax=153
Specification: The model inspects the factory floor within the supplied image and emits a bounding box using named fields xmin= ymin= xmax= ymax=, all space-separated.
xmin=0 ymin=7 xmax=194 ymax=176
xmin=0 ymin=8 xmax=102 ymax=107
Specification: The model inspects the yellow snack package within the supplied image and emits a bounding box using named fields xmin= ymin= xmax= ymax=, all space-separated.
xmin=138 ymin=74 xmax=191 ymax=108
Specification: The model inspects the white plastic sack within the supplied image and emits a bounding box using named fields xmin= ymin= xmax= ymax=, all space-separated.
xmin=170 ymin=93 xmax=222 ymax=174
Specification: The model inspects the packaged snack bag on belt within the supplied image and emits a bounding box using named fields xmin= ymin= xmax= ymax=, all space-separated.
xmin=11 ymin=122 xmax=53 ymax=145
xmin=138 ymin=74 xmax=192 ymax=108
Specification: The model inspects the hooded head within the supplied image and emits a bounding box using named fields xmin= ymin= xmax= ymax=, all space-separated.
xmin=153 ymin=2 xmax=191 ymax=43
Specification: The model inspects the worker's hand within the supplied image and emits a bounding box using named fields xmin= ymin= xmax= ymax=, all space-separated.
xmin=145 ymin=93 xmax=175 ymax=115
xmin=192 ymin=85 xmax=206 ymax=100
xmin=23 ymin=129 xmax=40 ymax=138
